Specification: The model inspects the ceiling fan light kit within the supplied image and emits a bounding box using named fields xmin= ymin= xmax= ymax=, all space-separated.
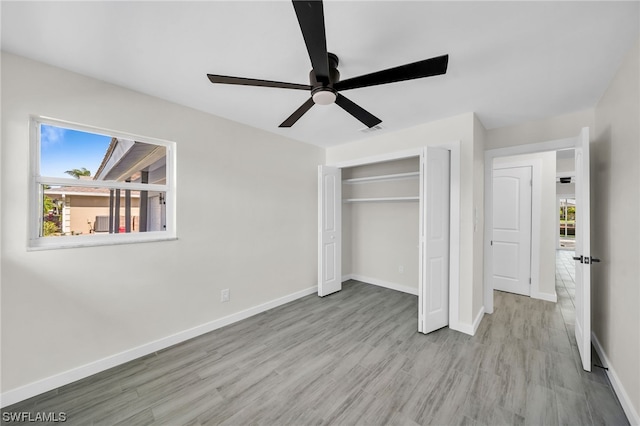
xmin=207 ymin=0 xmax=448 ymax=129
xmin=312 ymin=89 xmax=337 ymax=105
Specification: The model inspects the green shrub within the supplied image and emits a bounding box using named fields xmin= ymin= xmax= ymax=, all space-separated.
xmin=43 ymin=221 xmax=59 ymax=236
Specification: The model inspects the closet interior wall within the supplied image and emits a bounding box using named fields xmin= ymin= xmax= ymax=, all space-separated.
xmin=341 ymin=157 xmax=420 ymax=293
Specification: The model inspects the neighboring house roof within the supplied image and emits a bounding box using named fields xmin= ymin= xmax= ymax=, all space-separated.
xmin=93 ymin=137 xmax=166 ymax=183
xmin=93 ymin=137 xmax=118 ymax=181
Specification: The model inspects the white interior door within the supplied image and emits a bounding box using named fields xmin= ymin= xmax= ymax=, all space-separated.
xmin=419 ymin=147 xmax=450 ymax=334
xmin=574 ymin=127 xmax=591 ymax=371
xmin=491 ymin=166 xmax=532 ymax=296
xmin=318 ymin=165 xmax=342 ymax=297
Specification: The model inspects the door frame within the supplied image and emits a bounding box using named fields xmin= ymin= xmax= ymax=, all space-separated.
xmin=327 ymin=141 xmax=462 ymax=331
xmin=484 ymin=136 xmax=577 ymax=313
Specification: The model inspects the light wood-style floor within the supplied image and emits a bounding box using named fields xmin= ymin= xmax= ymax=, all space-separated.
xmin=3 ymin=252 xmax=628 ymax=425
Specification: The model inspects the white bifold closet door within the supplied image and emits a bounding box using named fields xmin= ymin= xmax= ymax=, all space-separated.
xmin=318 ymin=165 xmax=342 ymax=297
xmin=419 ymin=147 xmax=451 ymax=334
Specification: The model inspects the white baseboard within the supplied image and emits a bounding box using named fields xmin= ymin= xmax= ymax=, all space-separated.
xmin=450 ymin=306 xmax=485 ymax=336
xmin=0 ymin=286 xmax=317 ymax=408
xmin=472 ymin=306 xmax=485 ymax=334
xmin=343 ymin=274 xmax=418 ymax=296
xmin=591 ymin=332 xmax=640 ymax=426
xmin=531 ymin=290 xmax=558 ymax=303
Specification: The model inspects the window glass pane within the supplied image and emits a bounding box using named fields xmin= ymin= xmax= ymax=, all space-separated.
xmin=40 ymin=124 xmax=111 ymax=179
xmin=41 ymin=185 xmax=166 ymax=237
xmin=40 ymin=124 xmax=166 ymax=184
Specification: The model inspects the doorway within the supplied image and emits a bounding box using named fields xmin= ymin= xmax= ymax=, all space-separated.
xmin=484 ymin=128 xmax=593 ymax=371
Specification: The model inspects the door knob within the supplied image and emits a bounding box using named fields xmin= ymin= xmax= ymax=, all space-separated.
xmin=591 ymin=257 xmax=601 ymax=263
xmin=573 ymin=255 xmax=583 ymax=263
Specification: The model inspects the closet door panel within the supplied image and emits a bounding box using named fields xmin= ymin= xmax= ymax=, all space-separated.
xmin=318 ymin=165 xmax=342 ymax=296
xmin=420 ymin=147 xmax=450 ymax=334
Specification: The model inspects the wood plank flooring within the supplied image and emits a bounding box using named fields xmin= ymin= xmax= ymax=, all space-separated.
xmin=2 ymin=252 xmax=628 ymax=425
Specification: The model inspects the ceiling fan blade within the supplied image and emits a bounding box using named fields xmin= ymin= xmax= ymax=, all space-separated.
xmin=292 ymin=1 xmax=330 ymax=84
xmin=207 ymin=74 xmax=311 ymax=91
xmin=334 ymin=54 xmax=449 ymax=91
xmin=335 ymin=94 xmax=382 ymax=128
xmin=279 ymin=97 xmax=315 ymax=127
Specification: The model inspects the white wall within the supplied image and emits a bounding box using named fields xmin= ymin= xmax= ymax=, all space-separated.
xmin=486 ymin=109 xmax=595 ymax=151
xmin=556 ymin=152 xmax=576 ymax=196
xmin=556 ymin=155 xmax=575 ymax=174
xmin=473 ymin=115 xmax=486 ymax=321
xmin=326 ymin=112 xmax=482 ymax=330
xmin=593 ymin=38 xmax=640 ymax=422
xmin=0 ymin=53 xmax=324 ymax=397
xmin=493 ymin=151 xmax=557 ymax=299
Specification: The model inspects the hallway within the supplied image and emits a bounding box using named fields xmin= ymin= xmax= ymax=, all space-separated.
xmin=556 ymin=249 xmax=577 ymax=333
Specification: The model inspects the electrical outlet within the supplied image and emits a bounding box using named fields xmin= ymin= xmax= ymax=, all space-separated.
xmin=399 ymin=265 xmax=404 ymax=274
xmin=221 ymin=289 xmax=230 ymax=302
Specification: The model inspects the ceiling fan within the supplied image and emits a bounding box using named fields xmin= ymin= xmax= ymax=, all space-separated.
xmin=207 ymin=0 xmax=449 ymax=128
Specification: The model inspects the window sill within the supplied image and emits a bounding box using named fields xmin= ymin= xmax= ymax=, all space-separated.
xmin=27 ymin=233 xmax=177 ymax=251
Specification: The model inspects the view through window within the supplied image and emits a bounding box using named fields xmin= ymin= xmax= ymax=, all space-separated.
xmin=559 ymin=197 xmax=575 ymax=249
xmin=33 ymin=120 xmax=173 ymax=247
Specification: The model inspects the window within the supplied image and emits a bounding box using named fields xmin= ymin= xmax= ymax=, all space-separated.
xmin=30 ymin=117 xmax=176 ymax=249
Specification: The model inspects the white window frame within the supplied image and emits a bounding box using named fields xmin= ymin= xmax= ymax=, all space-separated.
xmin=29 ymin=116 xmax=177 ymax=250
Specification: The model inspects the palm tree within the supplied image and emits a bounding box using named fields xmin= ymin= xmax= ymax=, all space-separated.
xmin=65 ymin=167 xmax=91 ymax=178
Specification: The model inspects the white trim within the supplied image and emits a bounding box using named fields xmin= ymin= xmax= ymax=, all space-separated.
xmin=34 ymin=115 xmax=177 ymax=148
xmin=450 ymin=306 xmax=484 ymax=336
xmin=27 ymin=234 xmax=178 ymax=251
xmin=43 ymin=191 xmax=141 ymax=198
xmin=556 ymin=198 xmax=560 ymax=250
xmin=486 ymin=137 xmax=576 ymax=158
xmin=327 ymin=147 xmax=423 ymax=168
xmin=442 ymin=140 xmax=461 ymax=331
xmin=0 ymin=285 xmax=316 ymax=408
xmin=38 ymin=177 xmax=167 ymax=192
xmin=343 ymin=274 xmax=418 ymax=296
xmin=484 ymin=134 xmax=580 ymax=313
xmin=592 ymin=332 xmax=639 ymax=426
xmin=418 ymin=151 xmax=425 ymax=333
xmin=472 ymin=306 xmax=485 ymax=334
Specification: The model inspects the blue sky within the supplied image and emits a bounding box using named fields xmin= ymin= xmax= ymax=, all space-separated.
xmin=40 ymin=124 xmax=111 ymax=178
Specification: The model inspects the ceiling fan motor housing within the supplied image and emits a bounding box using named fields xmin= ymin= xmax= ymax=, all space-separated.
xmin=310 ymin=52 xmax=340 ymax=104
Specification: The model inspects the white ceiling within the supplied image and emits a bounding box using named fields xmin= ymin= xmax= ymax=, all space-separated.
xmin=2 ymin=1 xmax=638 ymax=148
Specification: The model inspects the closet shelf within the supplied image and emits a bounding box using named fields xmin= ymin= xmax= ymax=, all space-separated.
xmin=344 ymin=196 xmax=419 ymax=203
xmin=343 ymin=171 xmax=419 ymax=184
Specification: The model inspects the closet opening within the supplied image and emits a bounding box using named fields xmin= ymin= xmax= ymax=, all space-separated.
xmin=342 ymin=156 xmax=421 ymax=297
xmin=319 ymin=146 xmax=455 ymax=334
